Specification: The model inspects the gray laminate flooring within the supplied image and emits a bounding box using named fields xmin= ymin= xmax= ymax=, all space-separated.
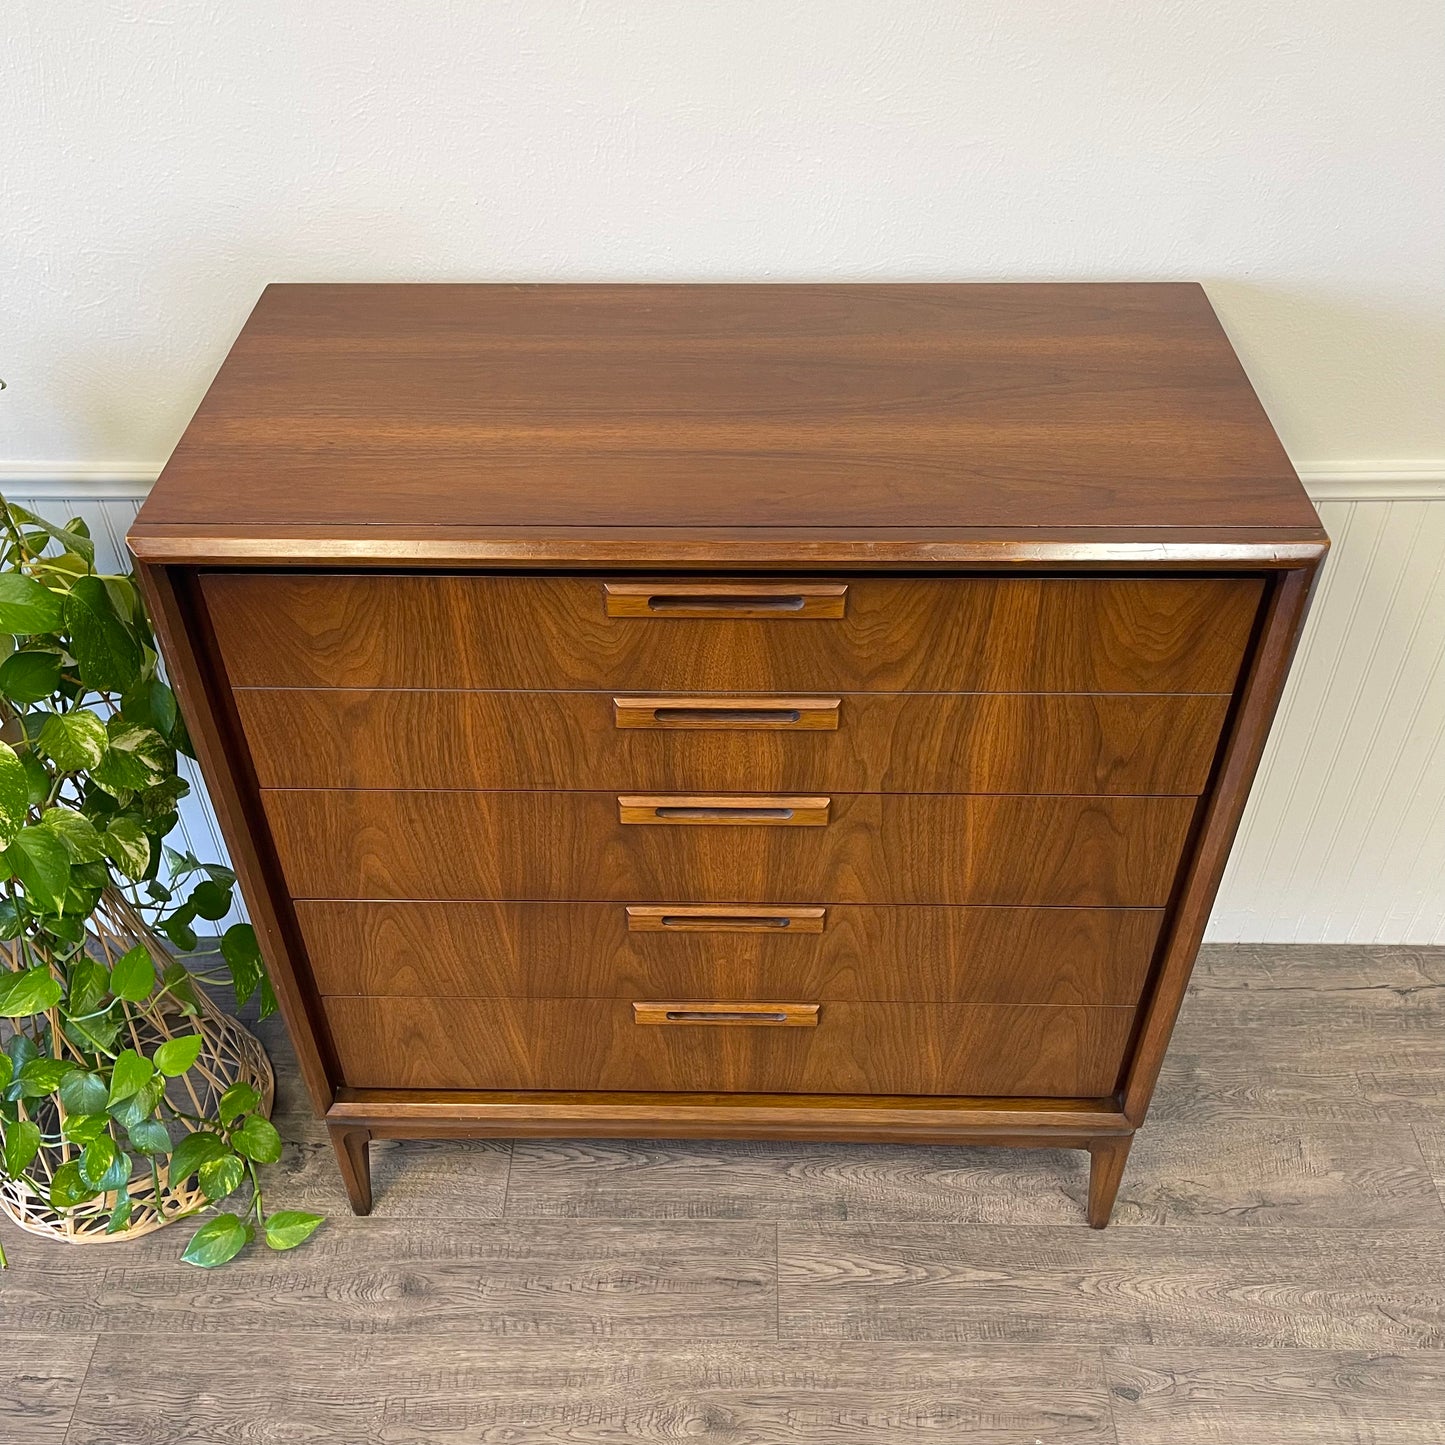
xmin=3 ymin=944 xmax=1444 ymax=1442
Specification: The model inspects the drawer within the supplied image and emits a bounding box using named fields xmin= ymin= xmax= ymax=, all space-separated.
xmin=321 ymin=995 xmax=1135 ymax=1097
xmin=296 ymin=900 xmax=1163 ymax=1005
xmin=262 ymin=789 xmax=1197 ymax=906
xmin=237 ymin=688 xmax=1230 ymax=795
xmin=204 ymin=573 xmax=1262 ymax=694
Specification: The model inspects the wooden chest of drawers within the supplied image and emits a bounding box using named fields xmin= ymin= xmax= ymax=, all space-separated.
xmin=129 ymin=282 xmax=1327 ymax=1226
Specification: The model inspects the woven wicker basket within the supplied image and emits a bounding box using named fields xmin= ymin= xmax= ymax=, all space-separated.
xmin=0 ymin=889 xmax=273 ymax=1244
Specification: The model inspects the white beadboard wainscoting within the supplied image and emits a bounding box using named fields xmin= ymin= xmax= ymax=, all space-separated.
xmin=6 ymin=476 xmax=1445 ymax=944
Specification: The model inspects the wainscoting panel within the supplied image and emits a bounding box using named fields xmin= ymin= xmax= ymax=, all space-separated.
xmin=6 ymin=488 xmax=1445 ymax=943
xmin=1212 ymin=496 xmax=1445 ymax=943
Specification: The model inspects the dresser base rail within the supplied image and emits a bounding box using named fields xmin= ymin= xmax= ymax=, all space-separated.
xmin=325 ymin=1090 xmax=1135 ymax=1226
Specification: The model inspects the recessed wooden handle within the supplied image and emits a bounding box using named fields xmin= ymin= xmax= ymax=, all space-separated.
xmin=614 ymin=697 xmax=841 ymax=731
xmin=618 ymin=794 xmax=831 ymax=826
xmin=633 ymin=1002 xmax=820 ymax=1027
xmin=604 ymin=582 xmax=847 ymax=619
xmin=627 ymin=905 xmax=827 ymax=933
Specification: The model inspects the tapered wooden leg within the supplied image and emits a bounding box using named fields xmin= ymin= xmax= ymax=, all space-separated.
xmin=327 ymin=1123 xmax=373 ymax=1216
xmin=1086 ymin=1134 xmax=1133 ymax=1228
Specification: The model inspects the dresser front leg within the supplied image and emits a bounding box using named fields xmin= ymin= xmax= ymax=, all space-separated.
xmin=327 ymin=1123 xmax=374 ymax=1216
xmin=1085 ymin=1134 xmax=1133 ymax=1228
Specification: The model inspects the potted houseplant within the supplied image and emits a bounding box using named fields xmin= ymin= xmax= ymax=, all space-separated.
xmin=0 ymin=496 xmax=323 ymax=1266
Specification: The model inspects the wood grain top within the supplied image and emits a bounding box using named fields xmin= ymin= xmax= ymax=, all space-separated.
xmin=131 ymin=283 xmax=1324 ymax=560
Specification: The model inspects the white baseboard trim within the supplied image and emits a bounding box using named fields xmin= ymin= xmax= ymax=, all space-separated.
xmin=2 ymin=460 xmax=1444 ymax=505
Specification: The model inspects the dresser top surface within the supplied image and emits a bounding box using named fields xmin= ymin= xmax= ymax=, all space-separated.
xmin=132 ymin=282 xmax=1324 ymax=563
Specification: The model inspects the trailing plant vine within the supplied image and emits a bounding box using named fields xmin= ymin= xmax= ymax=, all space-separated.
xmin=0 ymin=496 xmax=322 ymax=1266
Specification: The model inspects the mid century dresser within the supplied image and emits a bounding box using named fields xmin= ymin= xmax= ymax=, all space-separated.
xmin=129 ymin=283 xmax=1328 ymax=1227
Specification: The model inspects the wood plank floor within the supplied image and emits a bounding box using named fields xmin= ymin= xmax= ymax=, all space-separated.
xmin=3 ymin=944 xmax=1443 ymax=1442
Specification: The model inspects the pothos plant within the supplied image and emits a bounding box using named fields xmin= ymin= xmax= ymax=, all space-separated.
xmin=0 ymin=496 xmax=322 ymax=1267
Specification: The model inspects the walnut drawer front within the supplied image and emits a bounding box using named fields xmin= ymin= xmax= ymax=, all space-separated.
xmin=320 ymin=995 xmax=1135 ymax=1097
xmin=203 ymin=573 xmax=1262 ymax=694
xmin=262 ymin=788 xmax=1196 ymax=906
xmin=235 ymin=688 xmax=1230 ymax=795
xmin=295 ymin=900 xmax=1162 ymax=1006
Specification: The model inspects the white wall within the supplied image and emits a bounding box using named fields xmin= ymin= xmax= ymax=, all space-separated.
xmin=4 ymin=1 xmax=1442 ymax=469
xmin=4 ymin=4 xmax=1444 ymax=940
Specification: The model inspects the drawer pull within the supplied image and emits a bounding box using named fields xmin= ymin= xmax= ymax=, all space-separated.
xmin=618 ymin=794 xmax=831 ymax=826
xmin=613 ymin=696 xmax=841 ymax=731
xmin=659 ymin=806 xmax=790 ymax=820
xmin=633 ymin=1001 xmax=820 ymax=1027
xmin=604 ymin=582 xmax=847 ymax=620
xmin=627 ymin=905 xmax=827 ymax=933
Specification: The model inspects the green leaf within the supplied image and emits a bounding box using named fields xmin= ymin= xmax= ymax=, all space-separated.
xmin=181 ymin=1211 xmax=253 ymax=1268
xmin=61 ymin=861 xmax=106 ymax=919
xmin=6 ymin=504 xmax=96 ymax=565
xmin=102 ymin=815 xmax=150 ymax=882
xmin=19 ymin=750 xmax=48 ymax=807
xmin=133 ymin=773 xmax=189 ymax=823
xmin=5 ymin=1032 xmax=38 ymax=1072
xmin=64 ymin=956 xmax=109 ymax=1015
xmin=159 ymin=961 xmax=199 ymax=1017
xmin=217 ymin=1080 xmax=260 ymax=1126
xmin=60 ymin=1112 xmax=110 ymax=1145
xmin=127 ymin=1118 xmax=171 ymax=1155
xmin=0 ymin=1052 xmax=10 ymax=1092
xmin=166 ymin=1127 xmax=229 ymax=1184
xmin=66 ymin=575 xmax=142 ymax=692
xmin=0 ymin=648 xmax=63 ymax=705
xmin=91 ymin=722 xmax=170 ymax=797
xmin=158 ymin=912 xmax=198 ymax=952
xmin=97 ymin=1146 xmax=131 ymax=1192
xmin=49 ymin=1158 xmax=100 ymax=1209
xmin=107 ymin=1048 xmax=154 ymax=1105
xmin=58 ymin=1067 xmax=110 ymax=1116
xmin=230 ymin=1114 xmax=282 ymax=1164
xmin=78 ymin=1132 xmax=116 ymax=1190
xmin=104 ymin=1191 xmax=134 ymax=1234
xmin=0 ymin=897 xmax=20 ymax=940
xmin=221 ymin=923 xmax=265 ymax=1011
xmin=101 ymin=575 xmax=145 ymax=632
xmin=17 ymin=1056 xmax=72 ymax=1094
xmin=0 ymin=964 xmax=63 ymax=1017
xmin=0 ymin=572 xmax=64 ymax=634
xmin=0 ymin=649 xmax=64 ymax=705
xmin=47 ymin=910 xmax=87 ymax=946
xmin=187 ymin=879 xmax=232 ymax=921
xmin=36 ymin=710 xmax=108 ymax=772
xmin=257 ymin=973 xmax=278 ymax=1021
xmin=2 ymin=1117 xmax=41 ymax=1176
xmin=0 ymin=741 xmax=29 ymax=847
xmin=153 ymin=1033 xmax=203 ymax=1077
xmin=198 ymin=1151 xmax=245 ymax=1202
xmin=43 ymin=805 xmax=105 ymax=864
xmin=108 ymin=943 xmax=155 ymax=1003
xmin=119 ymin=679 xmax=178 ymax=738
xmin=107 ymin=1074 xmax=163 ymax=1129
xmin=1 ymin=825 xmax=71 ymax=914
xmin=63 ymin=1009 xmax=124 ymax=1056
xmin=31 ymin=552 xmax=91 ymax=588
xmin=264 ymin=1210 xmax=325 ymax=1252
